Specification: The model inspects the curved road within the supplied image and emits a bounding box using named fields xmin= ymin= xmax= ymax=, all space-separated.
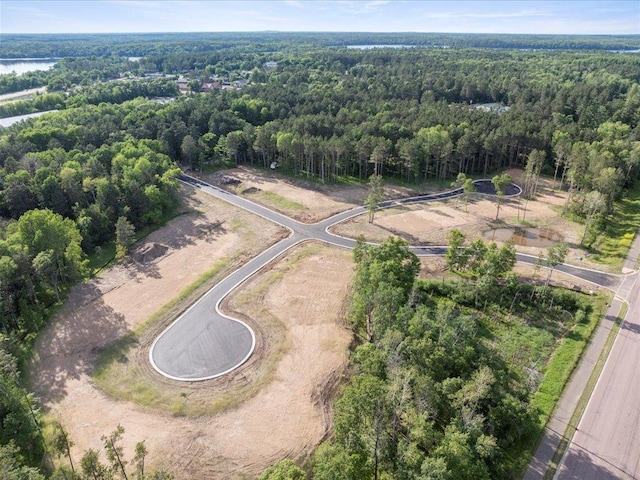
xmin=150 ymin=174 xmax=620 ymax=381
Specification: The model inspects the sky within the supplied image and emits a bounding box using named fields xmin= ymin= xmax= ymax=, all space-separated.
xmin=1 ymin=0 xmax=639 ymax=35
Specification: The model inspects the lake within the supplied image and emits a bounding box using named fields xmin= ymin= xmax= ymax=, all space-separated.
xmin=0 ymin=59 xmax=57 ymax=76
xmin=347 ymin=44 xmax=418 ymax=49
xmin=0 ymin=110 xmax=58 ymax=128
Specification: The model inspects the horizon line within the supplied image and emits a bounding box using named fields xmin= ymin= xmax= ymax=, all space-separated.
xmin=1 ymin=31 xmax=639 ymax=36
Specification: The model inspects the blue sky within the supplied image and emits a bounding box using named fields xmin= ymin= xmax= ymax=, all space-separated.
xmin=2 ymin=1 xmax=639 ymax=35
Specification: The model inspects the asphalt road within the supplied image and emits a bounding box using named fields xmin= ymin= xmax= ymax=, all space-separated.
xmin=554 ymin=270 xmax=640 ymax=480
xmin=150 ymin=174 xmax=620 ymax=381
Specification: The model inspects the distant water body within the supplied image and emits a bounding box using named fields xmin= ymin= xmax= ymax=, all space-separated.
xmin=0 ymin=110 xmax=58 ymax=128
xmin=347 ymin=45 xmax=418 ymax=49
xmin=347 ymin=45 xmax=640 ymax=53
xmin=0 ymin=59 xmax=57 ymax=76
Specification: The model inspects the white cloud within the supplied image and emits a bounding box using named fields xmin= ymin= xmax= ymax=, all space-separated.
xmin=422 ymin=9 xmax=552 ymax=20
xmin=2 ymin=0 xmax=636 ymax=35
xmin=334 ymin=0 xmax=390 ymax=14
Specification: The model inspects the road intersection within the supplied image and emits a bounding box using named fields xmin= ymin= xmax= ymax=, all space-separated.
xmin=150 ymin=174 xmax=620 ymax=380
xmin=149 ymin=173 xmax=639 ymax=478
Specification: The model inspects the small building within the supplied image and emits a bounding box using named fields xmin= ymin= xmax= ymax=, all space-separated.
xmin=472 ymin=103 xmax=510 ymax=114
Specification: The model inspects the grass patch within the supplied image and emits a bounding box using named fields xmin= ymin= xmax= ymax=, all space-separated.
xmin=589 ymin=184 xmax=640 ymax=270
xmin=92 ymin=255 xmax=237 ymax=413
xmin=132 ymin=207 xmax=190 ymax=243
xmin=503 ymin=292 xmax=610 ymax=477
xmin=531 ymin=293 xmax=608 ymax=426
xmin=86 ymin=202 xmax=194 ymax=276
xmin=506 ymin=291 xmax=609 ymax=476
xmin=244 ymin=189 xmax=306 ymax=211
xmin=86 ymin=242 xmax=117 ymax=275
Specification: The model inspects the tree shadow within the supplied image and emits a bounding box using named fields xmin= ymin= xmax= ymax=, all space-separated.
xmin=558 ymin=444 xmax=631 ymax=480
xmin=141 ymin=190 xmax=229 ymax=255
xmin=130 ymin=260 xmax=162 ymax=281
xmin=430 ymin=208 xmax=454 ymax=219
xmin=373 ymin=221 xmax=423 ymax=245
xmin=620 ymin=319 xmax=640 ymax=339
xmin=29 ymin=281 xmax=128 ymax=405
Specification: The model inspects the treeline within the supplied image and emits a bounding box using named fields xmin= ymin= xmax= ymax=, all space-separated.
xmin=2 ymin=47 xmax=639 ymax=225
xmin=0 ymin=69 xmax=48 ymax=95
xmin=157 ymin=47 xmax=640 ymax=188
xmin=0 ymin=55 xmax=174 ymax=97
xmin=0 ymin=137 xmax=179 ymax=470
xmin=2 ymin=32 xmax=639 ymax=59
xmin=0 ymin=56 xmax=136 ymax=95
xmin=0 ymin=92 xmax=65 ymax=119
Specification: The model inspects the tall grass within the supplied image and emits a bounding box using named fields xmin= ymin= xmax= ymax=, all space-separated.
xmin=530 ymin=293 xmax=608 ymax=426
xmin=590 ymin=184 xmax=640 ymax=270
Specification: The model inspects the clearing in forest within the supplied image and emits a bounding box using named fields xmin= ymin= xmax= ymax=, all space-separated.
xmin=30 ymin=167 xmax=602 ymax=478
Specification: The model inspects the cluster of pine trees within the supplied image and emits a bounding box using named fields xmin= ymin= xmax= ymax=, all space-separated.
xmin=0 ymin=36 xmax=638 ymax=476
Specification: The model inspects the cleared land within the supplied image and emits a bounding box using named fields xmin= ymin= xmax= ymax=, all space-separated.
xmin=30 ymin=184 xmax=353 ymax=478
xmin=331 ymin=169 xmax=605 ymax=272
xmin=30 ymin=167 xmax=604 ymax=478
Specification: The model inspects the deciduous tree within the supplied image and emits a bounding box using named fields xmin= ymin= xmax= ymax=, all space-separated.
xmin=545 ymin=242 xmax=568 ymax=285
xmin=491 ymin=174 xmax=512 ymax=220
xmin=365 ymin=174 xmax=385 ymax=223
xmin=115 ymin=216 xmax=135 ymax=259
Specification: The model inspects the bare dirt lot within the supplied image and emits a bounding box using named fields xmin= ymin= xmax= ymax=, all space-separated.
xmin=30 ymin=183 xmax=354 ymax=478
xmin=30 ymin=167 xmax=603 ymax=478
xmin=332 ymin=169 xmax=605 ymax=272
xmin=203 ymin=165 xmax=422 ymax=222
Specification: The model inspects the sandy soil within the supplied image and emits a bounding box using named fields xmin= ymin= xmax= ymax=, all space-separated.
xmin=202 ymin=165 xmax=421 ymax=223
xmin=30 ymin=183 xmax=353 ymax=479
xmin=30 ymin=166 xmax=605 ymax=478
xmin=332 ymin=168 xmax=604 ymax=271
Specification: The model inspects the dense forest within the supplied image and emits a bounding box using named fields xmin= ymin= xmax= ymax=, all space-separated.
xmin=2 ymin=32 xmax=640 ymax=59
xmin=259 ymin=236 xmax=600 ymax=480
xmin=0 ymin=33 xmax=639 ymax=477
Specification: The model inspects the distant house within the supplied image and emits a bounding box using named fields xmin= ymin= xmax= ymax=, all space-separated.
xmin=151 ymin=97 xmax=175 ymax=104
xmin=264 ymin=61 xmax=278 ymax=69
xmin=472 ymin=103 xmax=510 ymax=114
xmin=176 ymin=76 xmax=189 ymax=92
xmin=202 ymin=82 xmax=224 ymax=91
